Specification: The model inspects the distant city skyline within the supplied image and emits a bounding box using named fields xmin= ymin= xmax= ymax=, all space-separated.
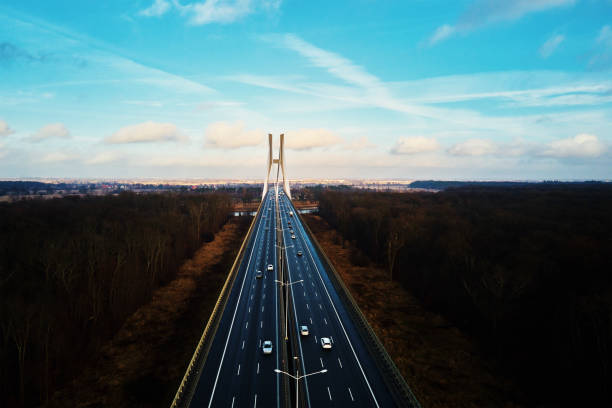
xmin=1 ymin=1 xmax=611 ymax=180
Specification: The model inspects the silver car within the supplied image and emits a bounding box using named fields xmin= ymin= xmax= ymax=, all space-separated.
xmin=321 ymin=337 xmax=332 ymax=349
xmin=262 ymin=340 xmax=273 ymax=354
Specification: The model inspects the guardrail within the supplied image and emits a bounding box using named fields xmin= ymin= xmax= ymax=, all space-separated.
xmin=170 ymin=201 xmax=263 ymax=408
xmin=296 ymin=210 xmax=422 ymax=408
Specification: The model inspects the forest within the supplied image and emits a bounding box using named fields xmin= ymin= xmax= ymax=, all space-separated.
xmin=0 ymin=192 xmax=232 ymax=407
xmin=316 ymin=184 xmax=612 ymax=406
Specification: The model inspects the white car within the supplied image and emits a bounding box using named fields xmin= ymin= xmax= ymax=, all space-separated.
xmin=321 ymin=337 xmax=332 ymax=349
xmin=267 ymin=264 xmax=274 ymax=271
xmin=300 ymin=325 xmax=309 ymax=336
xmin=291 ymin=235 xmax=296 ymax=239
xmin=262 ymin=340 xmax=273 ymax=354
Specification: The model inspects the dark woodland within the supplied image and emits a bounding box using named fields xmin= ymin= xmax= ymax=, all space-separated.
xmin=0 ymin=192 xmax=232 ymax=407
xmin=316 ymin=184 xmax=612 ymax=406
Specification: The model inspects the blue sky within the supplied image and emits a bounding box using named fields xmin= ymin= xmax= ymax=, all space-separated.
xmin=1 ymin=0 xmax=611 ymax=180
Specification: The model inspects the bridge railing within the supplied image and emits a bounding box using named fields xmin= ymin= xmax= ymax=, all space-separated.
xmin=170 ymin=200 xmax=263 ymax=408
xmin=296 ymin=209 xmax=422 ymax=408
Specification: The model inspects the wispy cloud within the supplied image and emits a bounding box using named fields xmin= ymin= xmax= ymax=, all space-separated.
xmin=204 ymin=120 xmax=264 ymax=148
xmin=139 ymin=0 xmax=281 ymax=25
xmin=590 ymin=25 xmax=612 ymax=70
xmin=106 ymin=121 xmax=186 ymax=143
xmin=29 ymin=123 xmax=71 ymax=142
xmin=139 ymin=0 xmax=171 ymax=17
xmin=428 ymin=0 xmax=575 ymax=45
xmin=540 ymin=34 xmax=565 ymax=58
xmin=0 ymin=120 xmax=15 ymax=137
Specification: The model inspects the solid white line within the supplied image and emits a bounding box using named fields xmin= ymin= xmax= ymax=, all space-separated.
xmin=206 ymin=198 xmax=268 ymax=408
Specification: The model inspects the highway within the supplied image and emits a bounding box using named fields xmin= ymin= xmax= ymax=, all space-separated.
xmin=185 ymin=187 xmax=408 ymax=407
xmin=190 ymin=189 xmax=282 ymax=408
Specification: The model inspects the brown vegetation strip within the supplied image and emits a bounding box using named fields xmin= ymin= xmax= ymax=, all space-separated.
xmin=303 ymin=214 xmax=521 ymax=408
xmin=50 ymin=217 xmax=250 ymax=408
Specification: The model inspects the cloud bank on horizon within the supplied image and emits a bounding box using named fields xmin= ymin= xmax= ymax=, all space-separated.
xmin=0 ymin=0 xmax=611 ymax=180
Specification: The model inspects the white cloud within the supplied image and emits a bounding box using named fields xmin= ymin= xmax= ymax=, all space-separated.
xmin=204 ymin=121 xmax=264 ymax=148
xmin=597 ymin=25 xmax=612 ymax=46
xmin=0 ymin=120 xmax=15 ymax=137
xmin=428 ymin=0 xmax=575 ymax=45
xmin=590 ymin=25 xmax=612 ymax=69
xmin=542 ymin=134 xmax=606 ymax=158
xmin=171 ymin=0 xmax=281 ymax=25
xmin=284 ymin=129 xmax=342 ymax=150
xmin=448 ymin=138 xmax=498 ymax=156
xmin=540 ymin=34 xmax=564 ymax=58
xmin=391 ymin=136 xmax=440 ymax=155
xmin=106 ymin=121 xmax=186 ymax=144
xmin=428 ymin=24 xmax=455 ymax=46
xmin=139 ymin=0 xmax=171 ymax=17
xmin=30 ymin=123 xmax=70 ymax=142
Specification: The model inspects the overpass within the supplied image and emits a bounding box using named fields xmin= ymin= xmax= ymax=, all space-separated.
xmin=171 ymin=135 xmax=420 ymax=408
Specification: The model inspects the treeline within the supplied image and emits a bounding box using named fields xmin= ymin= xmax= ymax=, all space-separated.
xmin=0 ymin=192 xmax=232 ymax=407
xmin=317 ymin=185 xmax=612 ymax=406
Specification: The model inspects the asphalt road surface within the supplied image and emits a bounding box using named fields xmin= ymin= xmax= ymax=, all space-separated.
xmin=189 ymin=189 xmax=400 ymax=407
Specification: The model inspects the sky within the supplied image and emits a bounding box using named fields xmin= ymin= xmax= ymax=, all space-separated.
xmin=1 ymin=0 xmax=611 ymax=181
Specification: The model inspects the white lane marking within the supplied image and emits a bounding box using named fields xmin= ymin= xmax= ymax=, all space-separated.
xmin=306 ymin=303 xmax=309 ymax=309
xmin=348 ymin=387 xmax=354 ymax=401
xmin=319 ymin=304 xmax=322 ymax=310
xmin=315 ymin=335 xmax=317 ymax=343
xmin=301 ymin=221 xmax=381 ymax=408
xmin=262 ymin=306 xmax=265 ymax=312
xmin=259 ymin=339 xmax=261 ymax=347
xmin=246 ymin=322 xmax=248 ymax=329
xmin=254 ymin=393 xmax=257 ymax=408
xmin=249 ymin=307 xmax=251 ymax=313
xmin=320 ymin=357 xmax=324 ymax=367
xmin=242 ymin=340 xmax=245 ymax=349
xmin=327 ymin=386 xmax=332 ymax=401
xmin=237 ymin=364 xmax=241 ymax=375
xmin=260 ymin=321 xmax=263 ymax=328
xmin=315 ymin=292 xmax=318 ymax=297
xmin=257 ymin=362 xmax=260 ymax=374
xmin=338 ymin=358 xmax=343 ymax=368
xmin=330 ymin=336 xmax=334 ymax=343
xmin=207 ymin=199 xmax=267 ymax=408
xmin=324 ymin=318 xmax=328 ymax=325
xmin=231 ymin=396 xmax=235 ymax=408
xmin=310 ymin=317 xmax=313 ymax=324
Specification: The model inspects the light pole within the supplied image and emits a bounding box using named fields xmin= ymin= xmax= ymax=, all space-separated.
xmin=275 ymin=279 xmax=303 ymax=340
xmin=275 ymin=362 xmax=327 ymax=408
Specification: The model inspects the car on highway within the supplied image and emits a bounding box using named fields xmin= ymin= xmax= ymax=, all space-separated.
xmin=267 ymin=264 xmax=274 ymax=271
xmin=255 ymin=270 xmax=263 ymax=279
xmin=262 ymin=340 xmax=273 ymax=354
xmin=321 ymin=337 xmax=332 ymax=349
xmin=289 ymin=229 xmax=294 ymax=233
xmin=291 ymin=235 xmax=296 ymax=239
xmin=297 ymin=250 xmax=303 ymax=256
xmin=300 ymin=325 xmax=309 ymax=336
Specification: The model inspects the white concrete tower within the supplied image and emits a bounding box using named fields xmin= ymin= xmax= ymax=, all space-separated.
xmin=262 ymin=133 xmax=291 ymax=200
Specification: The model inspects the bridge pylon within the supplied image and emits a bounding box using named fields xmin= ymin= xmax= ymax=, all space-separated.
xmin=262 ymin=133 xmax=291 ymax=200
